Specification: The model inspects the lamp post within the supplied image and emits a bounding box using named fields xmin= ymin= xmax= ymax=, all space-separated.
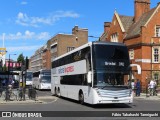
xmin=88 ymin=35 xmax=100 ymax=41
xmin=6 ymin=53 xmax=16 ymax=101
xmin=146 ymin=77 xmax=149 ymax=97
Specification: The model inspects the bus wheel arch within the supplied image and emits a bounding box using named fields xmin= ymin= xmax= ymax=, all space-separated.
xmin=79 ymin=90 xmax=84 ymax=104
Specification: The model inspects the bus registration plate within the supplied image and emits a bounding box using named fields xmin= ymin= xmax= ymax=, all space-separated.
xmin=112 ymin=100 xmax=119 ymax=102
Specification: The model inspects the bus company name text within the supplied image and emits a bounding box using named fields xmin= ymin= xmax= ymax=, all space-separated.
xmin=105 ymin=62 xmax=124 ymax=66
xmin=58 ymin=66 xmax=74 ymax=74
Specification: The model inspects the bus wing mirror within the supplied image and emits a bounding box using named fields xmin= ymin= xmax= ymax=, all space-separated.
xmin=87 ymin=71 xmax=92 ymax=84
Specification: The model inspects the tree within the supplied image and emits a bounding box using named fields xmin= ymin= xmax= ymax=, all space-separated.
xmin=17 ymin=53 xmax=25 ymax=65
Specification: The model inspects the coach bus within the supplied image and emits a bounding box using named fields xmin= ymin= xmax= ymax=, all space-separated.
xmin=51 ymin=41 xmax=133 ymax=104
xmin=19 ymin=70 xmax=33 ymax=87
xmin=25 ymin=71 xmax=33 ymax=86
xmin=32 ymin=69 xmax=51 ymax=90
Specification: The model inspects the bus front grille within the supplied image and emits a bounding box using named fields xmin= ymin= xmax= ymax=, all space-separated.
xmin=97 ymin=89 xmax=131 ymax=98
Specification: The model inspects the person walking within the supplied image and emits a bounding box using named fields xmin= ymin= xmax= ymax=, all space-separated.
xmin=2 ymin=78 xmax=6 ymax=87
xmin=153 ymin=80 xmax=157 ymax=96
xmin=149 ymin=79 xmax=154 ymax=96
xmin=131 ymin=80 xmax=135 ymax=89
xmin=135 ymin=79 xmax=141 ymax=96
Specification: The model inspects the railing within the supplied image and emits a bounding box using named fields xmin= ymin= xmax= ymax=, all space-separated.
xmin=0 ymin=86 xmax=38 ymax=101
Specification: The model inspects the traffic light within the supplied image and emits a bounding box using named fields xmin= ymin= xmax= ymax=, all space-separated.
xmin=25 ymin=57 xmax=29 ymax=69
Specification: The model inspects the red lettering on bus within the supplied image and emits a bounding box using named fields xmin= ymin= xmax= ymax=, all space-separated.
xmin=65 ymin=66 xmax=74 ymax=73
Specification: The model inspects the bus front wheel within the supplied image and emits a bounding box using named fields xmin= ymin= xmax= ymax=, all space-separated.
xmin=79 ymin=92 xmax=84 ymax=105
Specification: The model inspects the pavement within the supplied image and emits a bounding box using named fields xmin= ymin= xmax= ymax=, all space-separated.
xmin=0 ymin=89 xmax=57 ymax=105
xmin=133 ymin=92 xmax=160 ymax=100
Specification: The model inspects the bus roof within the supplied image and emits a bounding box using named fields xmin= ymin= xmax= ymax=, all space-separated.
xmin=33 ymin=69 xmax=51 ymax=73
xmin=52 ymin=41 xmax=126 ymax=62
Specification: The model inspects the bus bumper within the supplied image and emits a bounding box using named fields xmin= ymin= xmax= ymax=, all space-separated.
xmin=93 ymin=97 xmax=133 ymax=104
xmin=91 ymin=89 xmax=133 ymax=104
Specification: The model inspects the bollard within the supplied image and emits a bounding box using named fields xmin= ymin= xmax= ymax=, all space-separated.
xmin=18 ymin=88 xmax=23 ymax=101
xmin=28 ymin=88 xmax=32 ymax=99
xmin=23 ymin=88 xmax=26 ymax=101
xmin=5 ymin=88 xmax=10 ymax=101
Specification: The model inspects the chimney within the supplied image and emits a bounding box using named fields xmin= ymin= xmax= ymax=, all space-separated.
xmin=134 ymin=0 xmax=150 ymax=22
xmin=72 ymin=25 xmax=78 ymax=34
xmin=104 ymin=22 xmax=111 ymax=33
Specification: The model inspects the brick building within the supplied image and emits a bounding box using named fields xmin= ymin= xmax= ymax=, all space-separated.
xmin=100 ymin=0 xmax=160 ymax=90
xmin=29 ymin=25 xmax=88 ymax=72
xmin=50 ymin=26 xmax=88 ymax=60
xmin=30 ymin=46 xmax=44 ymax=72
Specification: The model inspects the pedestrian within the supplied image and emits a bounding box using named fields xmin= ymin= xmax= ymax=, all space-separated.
xmin=153 ymin=80 xmax=157 ymax=96
xmin=8 ymin=78 xmax=14 ymax=88
xmin=149 ymin=79 xmax=154 ymax=96
xmin=2 ymin=78 xmax=6 ymax=87
xmin=135 ymin=79 xmax=141 ymax=96
xmin=131 ymin=79 xmax=135 ymax=89
xmin=148 ymin=81 xmax=151 ymax=95
xmin=131 ymin=79 xmax=135 ymax=96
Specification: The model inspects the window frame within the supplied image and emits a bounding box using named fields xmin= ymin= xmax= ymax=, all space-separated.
xmin=155 ymin=25 xmax=160 ymax=37
xmin=153 ymin=47 xmax=159 ymax=63
xmin=129 ymin=49 xmax=134 ymax=60
xmin=111 ymin=33 xmax=118 ymax=42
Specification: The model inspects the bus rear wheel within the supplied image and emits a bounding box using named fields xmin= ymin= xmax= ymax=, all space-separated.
xmin=79 ymin=92 xmax=84 ymax=105
xmin=56 ymin=88 xmax=61 ymax=97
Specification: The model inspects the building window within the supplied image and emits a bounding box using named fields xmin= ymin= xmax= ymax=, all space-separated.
xmin=67 ymin=47 xmax=75 ymax=52
xmin=154 ymin=73 xmax=159 ymax=80
xmin=153 ymin=48 xmax=159 ymax=63
xmin=129 ymin=49 xmax=134 ymax=60
xmin=153 ymin=73 xmax=159 ymax=85
xmin=111 ymin=33 xmax=118 ymax=42
xmin=156 ymin=25 xmax=160 ymax=37
xmin=51 ymin=45 xmax=57 ymax=53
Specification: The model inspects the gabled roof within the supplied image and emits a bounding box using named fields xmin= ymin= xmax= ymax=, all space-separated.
xmin=119 ymin=15 xmax=134 ymax=32
xmin=100 ymin=32 xmax=107 ymax=41
xmin=114 ymin=12 xmax=125 ymax=32
xmin=125 ymin=7 xmax=156 ymax=40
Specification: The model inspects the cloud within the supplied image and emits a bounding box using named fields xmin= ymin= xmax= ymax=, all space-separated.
xmin=0 ymin=31 xmax=51 ymax=40
xmin=21 ymin=1 xmax=28 ymax=5
xmin=16 ymin=11 xmax=80 ymax=27
xmin=7 ymin=45 xmax=42 ymax=52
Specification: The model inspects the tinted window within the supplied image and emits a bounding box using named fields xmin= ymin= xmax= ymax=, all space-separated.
xmin=60 ymin=74 xmax=87 ymax=85
xmin=93 ymin=44 xmax=130 ymax=72
xmin=52 ymin=47 xmax=91 ymax=69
